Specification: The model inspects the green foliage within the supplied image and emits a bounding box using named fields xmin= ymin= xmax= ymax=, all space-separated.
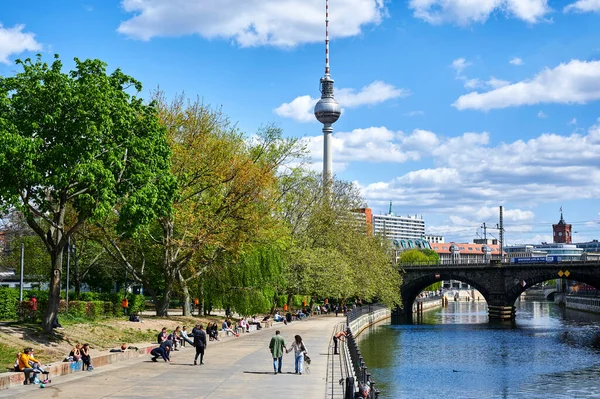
xmin=0 ymin=287 xmax=19 ymax=320
xmin=128 ymin=294 xmax=146 ymax=313
xmin=398 ymin=249 xmax=439 ymax=265
xmin=278 ymin=171 xmax=402 ymax=307
xmin=0 ymin=54 xmax=175 ymax=331
xmin=0 ymin=235 xmax=50 ymax=283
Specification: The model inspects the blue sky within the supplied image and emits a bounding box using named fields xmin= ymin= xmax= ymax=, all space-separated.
xmin=3 ymin=0 xmax=600 ymax=245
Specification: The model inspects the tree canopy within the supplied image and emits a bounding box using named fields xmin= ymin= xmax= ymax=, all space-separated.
xmin=0 ymin=54 xmax=173 ymax=331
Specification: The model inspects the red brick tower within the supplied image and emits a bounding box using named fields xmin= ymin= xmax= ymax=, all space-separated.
xmin=553 ymin=208 xmax=572 ymax=244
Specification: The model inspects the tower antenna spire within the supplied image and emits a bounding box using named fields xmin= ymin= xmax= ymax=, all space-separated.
xmin=325 ymin=0 xmax=330 ymax=77
xmin=314 ymin=0 xmax=341 ymax=185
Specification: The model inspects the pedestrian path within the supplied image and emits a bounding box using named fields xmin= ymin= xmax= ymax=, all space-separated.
xmin=1 ymin=316 xmax=342 ymax=399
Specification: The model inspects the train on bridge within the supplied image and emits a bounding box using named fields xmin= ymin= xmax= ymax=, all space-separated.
xmin=511 ymin=256 xmax=562 ymax=264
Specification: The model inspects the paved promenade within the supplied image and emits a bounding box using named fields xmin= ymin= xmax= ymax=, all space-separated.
xmin=1 ymin=316 xmax=342 ymax=399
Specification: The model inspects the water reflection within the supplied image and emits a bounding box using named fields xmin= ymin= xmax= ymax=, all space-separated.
xmin=357 ymin=301 xmax=600 ymax=398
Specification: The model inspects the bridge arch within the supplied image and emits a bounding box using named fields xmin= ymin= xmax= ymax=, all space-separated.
xmin=505 ymin=272 xmax=600 ymax=305
xmin=400 ymin=272 xmax=491 ymax=323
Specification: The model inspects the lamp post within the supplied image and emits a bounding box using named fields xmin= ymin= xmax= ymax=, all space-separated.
xmin=19 ymin=243 xmax=24 ymax=302
xmin=65 ymin=239 xmax=75 ymax=313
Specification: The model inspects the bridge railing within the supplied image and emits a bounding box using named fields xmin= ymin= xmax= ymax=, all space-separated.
xmin=400 ymin=259 xmax=600 ymax=269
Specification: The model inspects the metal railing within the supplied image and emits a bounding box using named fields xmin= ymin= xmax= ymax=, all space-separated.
xmin=346 ymin=303 xmax=387 ymax=325
xmin=342 ymin=304 xmax=384 ymax=399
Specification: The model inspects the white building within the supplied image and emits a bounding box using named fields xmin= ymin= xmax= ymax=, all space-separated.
xmin=423 ymin=234 xmax=444 ymax=243
xmin=372 ymin=213 xmax=425 ymax=241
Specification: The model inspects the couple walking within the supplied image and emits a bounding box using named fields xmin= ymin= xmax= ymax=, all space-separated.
xmin=269 ymin=330 xmax=308 ymax=375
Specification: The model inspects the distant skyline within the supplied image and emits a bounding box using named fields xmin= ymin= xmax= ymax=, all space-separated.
xmin=2 ymin=0 xmax=600 ymax=245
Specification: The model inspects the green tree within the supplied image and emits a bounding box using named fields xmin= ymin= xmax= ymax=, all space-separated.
xmin=398 ymin=249 xmax=437 ymax=265
xmin=279 ymin=171 xmax=402 ymax=307
xmin=148 ymin=92 xmax=300 ymax=315
xmin=0 ymin=55 xmax=174 ymax=332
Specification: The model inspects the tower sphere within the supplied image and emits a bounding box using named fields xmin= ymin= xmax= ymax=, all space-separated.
xmin=314 ymin=97 xmax=341 ymax=124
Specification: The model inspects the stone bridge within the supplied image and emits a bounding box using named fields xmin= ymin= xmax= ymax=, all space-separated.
xmin=393 ymin=261 xmax=600 ymax=323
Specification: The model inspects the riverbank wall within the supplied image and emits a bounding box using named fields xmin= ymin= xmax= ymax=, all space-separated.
xmin=348 ymin=307 xmax=391 ymax=337
xmin=555 ymin=295 xmax=600 ymax=314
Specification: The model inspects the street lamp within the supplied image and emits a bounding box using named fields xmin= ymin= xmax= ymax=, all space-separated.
xmin=65 ymin=239 xmax=75 ymax=313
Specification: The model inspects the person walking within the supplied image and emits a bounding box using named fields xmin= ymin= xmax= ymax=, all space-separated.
xmin=269 ymin=330 xmax=286 ymax=374
xmin=287 ymin=335 xmax=308 ymax=375
xmin=192 ymin=323 xmax=207 ymax=365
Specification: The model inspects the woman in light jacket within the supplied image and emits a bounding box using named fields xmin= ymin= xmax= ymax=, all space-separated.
xmin=287 ymin=335 xmax=308 ymax=374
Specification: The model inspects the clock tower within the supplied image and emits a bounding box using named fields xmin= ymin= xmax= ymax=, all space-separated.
xmin=552 ymin=208 xmax=572 ymax=244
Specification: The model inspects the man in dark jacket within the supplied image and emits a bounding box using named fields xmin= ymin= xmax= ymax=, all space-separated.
xmin=150 ymin=340 xmax=172 ymax=362
xmin=192 ymin=323 xmax=207 ymax=365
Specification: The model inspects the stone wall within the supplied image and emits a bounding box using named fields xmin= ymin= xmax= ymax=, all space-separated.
xmin=348 ymin=308 xmax=391 ymax=337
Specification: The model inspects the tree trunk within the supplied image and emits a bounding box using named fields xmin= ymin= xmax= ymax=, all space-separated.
xmin=42 ymin=248 xmax=64 ymax=333
xmin=156 ymin=291 xmax=171 ymax=316
xmin=286 ymin=293 xmax=293 ymax=308
xmin=179 ymin=271 xmax=191 ymax=316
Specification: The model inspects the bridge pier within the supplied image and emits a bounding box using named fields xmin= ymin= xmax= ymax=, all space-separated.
xmin=487 ymin=305 xmax=515 ymax=321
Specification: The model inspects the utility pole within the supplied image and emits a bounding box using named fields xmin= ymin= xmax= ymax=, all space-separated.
xmin=19 ymin=243 xmax=24 ymax=302
xmin=495 ymin=206 xmax=505 ymax=262
xmin=481 ymin=223 xmax=488 ymax=240
xmin=66 ymin=238 xmax=70 ymax=313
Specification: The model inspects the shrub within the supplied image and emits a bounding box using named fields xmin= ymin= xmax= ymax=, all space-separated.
xmin=129 ymin=294 xmax=146 ymax=314
xmin=0 ymin=288 xmax=20 ymax=320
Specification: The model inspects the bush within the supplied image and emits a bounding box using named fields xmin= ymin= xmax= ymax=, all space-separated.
xmin=0 ymin=288 xmax=20 ymax=320
xmin=67 ymin=301 xmax=86 ymax=318
xmin=129 ymin=295 xmax=145 ymax=314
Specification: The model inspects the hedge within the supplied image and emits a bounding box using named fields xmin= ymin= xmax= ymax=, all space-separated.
xmin=0 ymin=288 xmax=146 ymax=321
xmin=0 ymin=287 xmax=20 ymax=320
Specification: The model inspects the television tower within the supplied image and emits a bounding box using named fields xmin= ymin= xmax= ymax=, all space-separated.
xmin=314 ymin=0 xmax=341 ymax=184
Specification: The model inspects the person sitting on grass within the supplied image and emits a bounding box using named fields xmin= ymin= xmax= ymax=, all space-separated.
xmin=150 ymin=340 xmax=172 ymax=362
xmin=81 ymin=343 xmax=93 ymax=371
xmin=129 ymin=312 xmax=141 ymax=322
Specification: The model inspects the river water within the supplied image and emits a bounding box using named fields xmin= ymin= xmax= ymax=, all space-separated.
xmin=357 ymin=300 xmax=600 ymax=398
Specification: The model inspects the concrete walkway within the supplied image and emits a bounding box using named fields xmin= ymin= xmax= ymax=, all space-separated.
xmin=1 ymin=316 xmax=342 ymax=399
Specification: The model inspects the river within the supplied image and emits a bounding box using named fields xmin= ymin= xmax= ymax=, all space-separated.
xmin=357 ymin=300 xmax=600 ymax=398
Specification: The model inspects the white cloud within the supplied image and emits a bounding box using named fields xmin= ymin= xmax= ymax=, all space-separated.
xmin=273 ymin=95 xmax=316 ymax=123
xmin=569 ymin=117 xmax=578 ymax=125
xmin=347 ymin=120 xmax=600 ymax=231
xmin=510 ymin=57 xmax=524 ymax=65
xmin=300 ymin=126 xmax=441 ymax=165
xmin=451 ymin=57 xmax=472 ymax=75
xmin=118 ymin=0 xmax=385 ymax=46
xmin=537 ymin=110 xmax=548 ymax=118
xmin=464 ymin=78 xmax=483 ymax=89
xmin=404 ymin=110 xmax=425 ymax=117
xmin=565 ymin=0 xmax=600 ymax=13
xmin=464 ymin=76 xmax=510 ymax=90
xmin=453 ymin=59 xmax=600 ymax=111
xmin=409 ymin=0 xmax=551 ymax=25
xmin=487 ymin=77 xmax=510 ymax=89
xmin=274 ymin=81 xmax=410 ymax=122
xmin=0 ymin=24 xmax=42 ymax=64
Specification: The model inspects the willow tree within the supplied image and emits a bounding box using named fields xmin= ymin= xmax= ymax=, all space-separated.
xmin=279 ymin=171 xmax=402 ymax=307
xmin=0 ymin=55 xmax=173 ymax=332
xmin=150 ymin=92 xmax=300 ymax=315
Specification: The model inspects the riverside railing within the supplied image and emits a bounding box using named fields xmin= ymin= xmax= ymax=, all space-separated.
xmin=346 ymin=303 xmax=387 ymax=325
xmin=343 ymin=305 xmax=384 ymax=399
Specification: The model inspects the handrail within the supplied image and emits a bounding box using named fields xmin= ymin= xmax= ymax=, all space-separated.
xmin=343 ymin=305 xmax=383 ymax=399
